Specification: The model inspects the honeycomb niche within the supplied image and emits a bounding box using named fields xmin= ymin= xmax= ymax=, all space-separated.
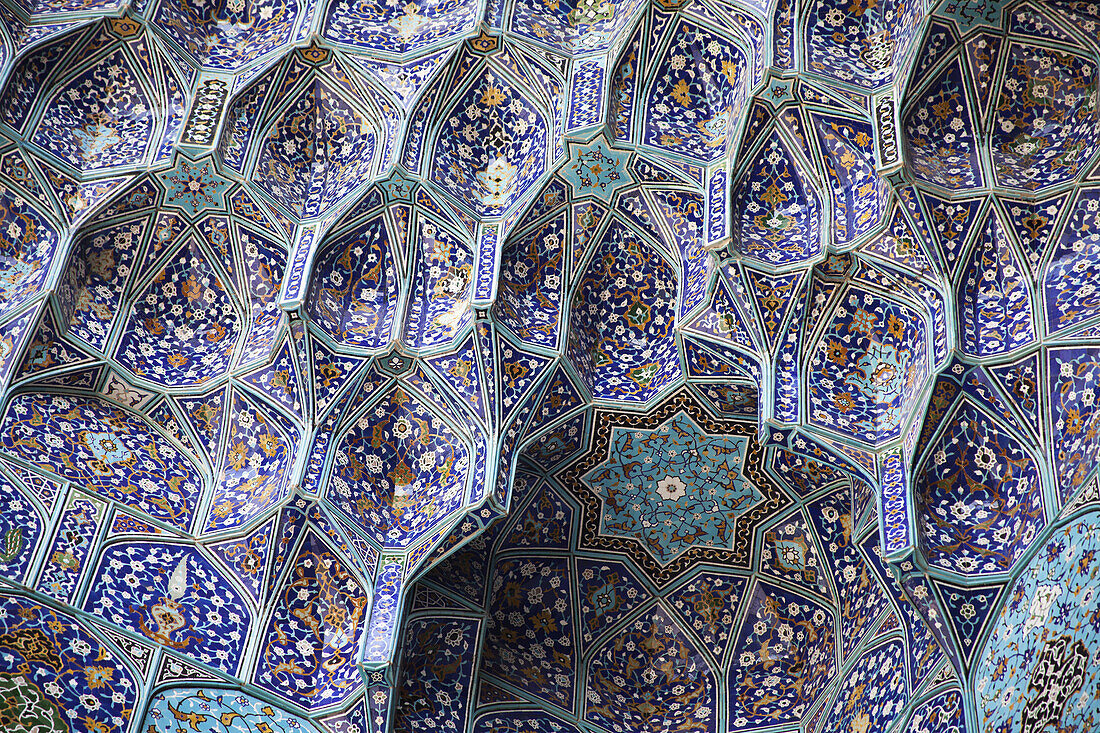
xmin=0 ymin=2 xmax=1097 ymax=733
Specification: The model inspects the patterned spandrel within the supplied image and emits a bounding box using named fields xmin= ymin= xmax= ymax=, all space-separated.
xmin=731 ymin=129 xmax=823 ymax=268
xmin=1 ymin=393 xmax=202 ymax=531
xmin=567 ymin=219 xmax=681 ymax=402
xmin=325 ymin=386 xmax=471 ymax=548
xmin=144 ymin=688 xmax=326 ymax=733
xmin=640 ymin=19 xmax=752 ymax=162
xmin=585 ymin=605 xmax=717 ymax=733
xmin=976 ymin=512 xmax=1100 ymax=732
xmin=253 ymin=530 xmax=369 ymax=708
xmin=914 ymin=400 xmax=1045 ymax=576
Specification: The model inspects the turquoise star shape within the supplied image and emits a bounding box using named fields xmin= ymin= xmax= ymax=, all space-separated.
xmin=563 ymin=135 xmax=632 ymax=201
xmin=157 ymin=156 xmax=232 ymax=216
xmin=582 ymin=411 xmax=764 ymax=564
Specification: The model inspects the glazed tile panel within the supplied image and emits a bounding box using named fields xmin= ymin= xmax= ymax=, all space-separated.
xmin=83 ymin=541 xmax=251 ymax=674
xmin=150 ymin=0 xmax=302 ymax=69
xmin=0 ymin=0 xmax=1099 ymax=732
xmin=976 ymin=512 xmax=1100 ymax=732
xmin=1 ymin=393 xmax=202 ymax=530
xmin=580 ymin=410 xmax=762 ymax=564
xmin=0 ymin=594 xmax=140 ymax=733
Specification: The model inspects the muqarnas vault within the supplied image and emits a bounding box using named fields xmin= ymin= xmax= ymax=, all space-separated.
xmin=0 ymin=0 xmax=1095 ymax=731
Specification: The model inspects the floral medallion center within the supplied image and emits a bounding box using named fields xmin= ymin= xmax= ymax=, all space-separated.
xmin=559 ymin=390 xmax=789 ymax=584
xmin=583 ymin=412 xmax=761 ymax=564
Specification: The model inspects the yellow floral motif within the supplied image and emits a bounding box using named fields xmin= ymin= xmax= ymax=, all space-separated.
xmin=83 ymin=666 xmax=114 ymax=689
xmin=846 ymin=0 xmax=876 ymax=16
xmin=833 ymin=393 xmax=855 ymax=413
xmin=671 ymin=79 xmax=692 ymax=107
xmin=259 ymin=432 xmax=281 ymax=457
xmin=228 ymin=441 xmax=248 ymax=471
xmin=826 ymin=339 xmax=848 ymax=365
xmin=270 ymin=369 xmax=291 ymax=393
xmin=887 ymin=314 xmax=905 ymax=339
xmin=760 ymin=183 xmax=788 ymax=207
xmin=481 ymin=86 xmax=505 ymax=107
xmin=721 ymin=60 xmax=739 ymax=85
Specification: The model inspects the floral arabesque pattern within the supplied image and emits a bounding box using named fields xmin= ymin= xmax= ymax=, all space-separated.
xmin=26 ymin=35 xmax=184 ymax=174
xmin=807 ymin=286 xmax=930 ymax=445
xmin=83 ymin=541 xmax=251 ymax=674
xmin=580 ymin=411 xmax=762 ymax=565
xmin=506 ymin=0 xmax=643 ymax=54
xmin=481 ymin=557 xmax=575 ymax=711
xmin=151 ymin=0 xmax=301 ymax=70
xmin=731 ymin=129 xmax=823 ymax=267
xmin=306 ymin=213 xmax=399 ymax=349
xmin=144 ymin=688 xmax=326 ymax=733
xmin=915 ymin=401 xmax=1046 ymax=576
xmin=3 ymin=0 xmax=1100 ymax=731
xmin=326 ymin=387 xmax=470 ymax=548
xmin=903 ymin=58 xmax=984 ymax=190
xmin=641 ymin=20 xmax=750 ymax=162
xmin=114 ymin=241 xmax=240 ymax=387
xmin=494 ymin=212 xmax=565 ymax=349
xmin=585 ymin=605 xmax=716 ymax=733
xmin=1043 ymin=189 xmax=1100 ymax=336
xmin=205 ymin=391 xmax=298 ymax=531
xmin=976 ymin=512 xmax=1100 ymax=732
xmin=818 ymin=639 xmax=909 ymax=733
xmin=322 ymin=0 xmax=478 ymax=56
xmin=568 ymin=219 xmax=680 ymax=402
xmin=0 ymin=393 xmax=201 ymax=530
xmin=256 ymin=80 xmax=378 ymax=220
xmin=991 ymin=42 xmax=1099 ymax=191
xmin=404 ymin=216 xmax=474 ymax=348
xmin=0 ymin=595 xmax=139 ymax=733
xmin=394 ymin=616 xmax=480 ymax=732
xmin=0 ymin=190 xmax=58 ymax=323
xmin=254 ymin=531 xmax=370 ymax=709
xmin=804 ymin=0 xmax=926 ymax=90
xmin=428 ymin=68 xmax=549 ymax=217
xmin=727 ymin=581 xmax=836 ymax=727
xmin=957 ymin=208 xmax=1036 ymax=357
